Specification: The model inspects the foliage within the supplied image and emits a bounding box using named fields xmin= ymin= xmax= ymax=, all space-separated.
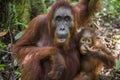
xmin=30 ymin=0 xmax=47 ymax=19
xmin=98 ymin=0 xmax=120 ymax=20
xmin=0 ymin=42 xmax=6 ymax=52
xmin=102 ymin=0 xmax=120 ymax=15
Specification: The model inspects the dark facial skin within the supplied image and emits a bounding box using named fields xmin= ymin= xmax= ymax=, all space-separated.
xmin=52 ymin=7 xmax=74 ymax=45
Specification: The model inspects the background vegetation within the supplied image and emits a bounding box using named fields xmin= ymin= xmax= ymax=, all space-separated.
xmin=0 ymin=0 xmax=120 ymax=80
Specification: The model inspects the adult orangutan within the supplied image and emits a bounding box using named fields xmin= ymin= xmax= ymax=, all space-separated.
xmin=13 ymin=1 xmax=80 ymax=80
xmin=12 ymin=0 xmax=101 ymax=80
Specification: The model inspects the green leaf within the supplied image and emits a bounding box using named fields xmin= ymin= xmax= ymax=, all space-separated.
xmin=19 ymin=78 xmax=21 ymax=80
xmin=14 ymin=60 xmax=18 ymax=66
xmin=15 ymin=31 xmax=24 ymax=40
xmin=0 ymin=42 xmax=6 ymax=52
xmin=15 ymin=21 xmax=26 ymax=27
xmin=0 ymin=64 xmax=6 ymax=68
xmin=116 ymin=60 xmax=120 ymax=69
xmin=15 ymin=71 xmax=21 ymax=75
xmin=104 ymin=22 xmax=110 ymax=27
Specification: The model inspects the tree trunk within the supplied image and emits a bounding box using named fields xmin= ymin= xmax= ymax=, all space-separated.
xmin=30 ymin=0 xmax=47 ymax=19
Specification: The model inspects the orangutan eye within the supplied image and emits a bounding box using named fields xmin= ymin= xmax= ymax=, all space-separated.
xmin=87 ymin=38 xmax=92 ymax=44
xmin=64 ymin=16 xmax=71 ymax=21
xmin=56 ymin=16 xmax=62 ymax=21
xmin=80 ymin=37 xmax=85 ymax=43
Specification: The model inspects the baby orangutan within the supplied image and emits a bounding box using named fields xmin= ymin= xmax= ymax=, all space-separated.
xmin=74 ymin=28 xmax=115 ymax=80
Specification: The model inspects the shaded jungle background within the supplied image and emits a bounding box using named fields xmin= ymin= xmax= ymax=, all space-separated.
xmin=0 ymin=0 xmax=120 ymax=80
